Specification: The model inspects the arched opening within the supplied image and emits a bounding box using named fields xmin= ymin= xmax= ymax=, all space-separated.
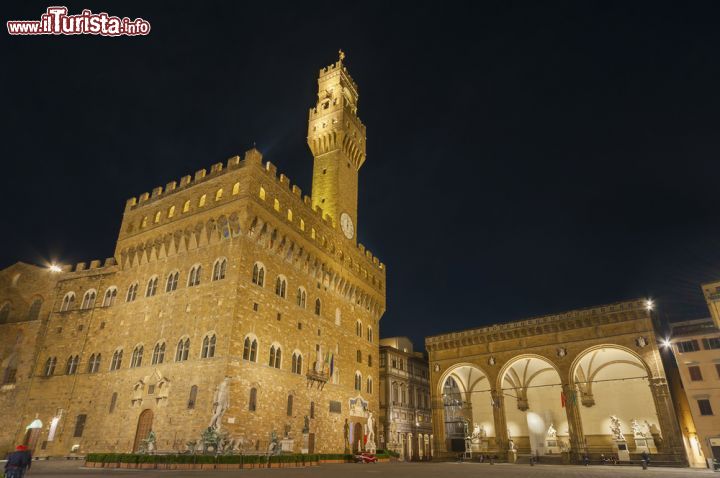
xmin=439 ymin=364 xmax=494 ymax=453
xmin=133 ymin=409 xmax=154 ymax=452
xmin=572 ymin=346 xmax=661 ymax=455
xmin=352 ymin=422 xmax=363 ymax=453
xmin=500 ymin=355 xmax=566 ymax=456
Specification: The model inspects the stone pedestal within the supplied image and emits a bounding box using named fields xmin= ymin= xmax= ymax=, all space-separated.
xmin=280 ymin=439 xmax=294 ymax=453
xmin=613 ymin=440 xmax=630 ymax=461
xmin=634 ymin=436 xmax=657 ymax=454
xmin=507 ymin=449 xmax=517 ymax=463
xmin=301 ymin=433 xmax=309 ymax=454
xmin=545 ymin=439 xmax=561 ymax=455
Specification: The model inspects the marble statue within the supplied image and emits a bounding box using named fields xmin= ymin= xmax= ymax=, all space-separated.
xmin=146 ymin=430 xmax=156 ymax=453
xmin=508 ymin=439 xmax=517 ymax=451
xmin=209 ymin=377 xmax=230 ymax=430
xmin=547 ymin=423 xmax=557 ymax=439
xmin=343 ymin=419 xmax=351 ymax=452
xmin=631 ymin=419 xmax=645 ymax=438
xmin=367 ymin=412 xmax=375 ymax=443
xmin=609 ymin=415 xmax=624 ymax=441
xmin=201 ymin=427 xmax=220 ymax=453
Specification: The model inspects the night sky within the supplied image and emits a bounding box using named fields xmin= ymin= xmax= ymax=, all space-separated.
xmin=3 ymin=2 xmax=720 ymax=349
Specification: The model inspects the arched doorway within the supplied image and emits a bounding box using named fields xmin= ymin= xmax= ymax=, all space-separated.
xmin=133 ymin=409 xmax=154 ymax=452
xmin=22 ymin=418 xmax=43 ymax=453
xmin=352 ymin=422 xmax=363 ymax=452
xmin=572 ymin=346 xmax=661 ymax=454
xmin=439 ymin=364 xmax=494 ymax=453
xmin=500 ymin=355 xmax=566 ymax=456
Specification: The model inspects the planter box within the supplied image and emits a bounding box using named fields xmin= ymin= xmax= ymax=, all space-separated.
xmin=201 ymin=463 xmax=216 ymax=469
xmin=140 ymin=463 xmax=155 ymax=469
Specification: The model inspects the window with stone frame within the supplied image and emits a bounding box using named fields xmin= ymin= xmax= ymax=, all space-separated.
xmin=131 ymin=346 xmax=144 ymax=368
xmin=188 ymin=265 xmax=202 ymax=287
xmin=243 ymin=337 xmax=258 ymax=362
xmin=145 ymin=277 xmax=159 ymax=297
xmin=212 ymin=258 xmax=228 ymax=281
xmin=688 ymin=365 xmax=703 ymax=381
xmin=102 ymin=288 xmax=117 ymax=307
xmin=698 ymin=399 xmax=713 ymax=416
xmin=249 ymin=388 xmax=257 ymax=411
xmin=165 ymin=272 xmax=179 ymax=292
xmin=27 ymin=298 xmax=43 ymax=320
xmin=175 ymin=338 xmax=190 ymax=362
xmin=73 ymin=414 xmax=87 ymax=437
xmin=44 ymin=357 xmax=57 ymax=376
xmin=202 ymin=334 xmax=216 ymax=359
xmin=252 ymin=263 xmax=265 ymax=286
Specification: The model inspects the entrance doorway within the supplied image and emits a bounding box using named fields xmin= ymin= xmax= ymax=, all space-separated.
xmin=133 ymin=409 xmax=153 ymax=452
xmin=352 ymin=423 xmax=363 ymax=452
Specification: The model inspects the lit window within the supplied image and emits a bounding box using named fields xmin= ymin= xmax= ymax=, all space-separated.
xmin=183 ymin=200 xmax=191 ymax=213
xmin=300 ymin=219 xmax=305 ymax=231
xmin=141 ymin=216 xmax=148 ymax=228
xmin=232 ymin=182 xmax=240 ymax=195
xmin=287 ymin=209 xmax=293 ymax=221
xmin=168 ymin=205 xmax=175 ymax=218
xmin=259 ymin=187 xmax=266 ymax=200
xmin=274 ymin=199 xmax=280 ymax=211
xmin=215 ymin=189 xmax=223 ymax=201
xmin=154 ymin=211 xmax=161 ymax=223
xmin=199 ymin=194 xmax=207 ymax=207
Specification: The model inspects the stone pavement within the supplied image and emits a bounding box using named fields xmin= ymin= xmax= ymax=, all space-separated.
xmin=9 ymin=460 xmax=717 ymax=477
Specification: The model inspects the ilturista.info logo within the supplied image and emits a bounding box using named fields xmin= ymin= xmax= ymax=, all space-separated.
xmin=7 ymin=6 xmax=151 ymax=36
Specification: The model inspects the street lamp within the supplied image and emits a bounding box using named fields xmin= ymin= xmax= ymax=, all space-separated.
xmin=48 ymin=264 xmax=62 ymax=273
xmin=645 ymin=299 xmax=655 ymax=311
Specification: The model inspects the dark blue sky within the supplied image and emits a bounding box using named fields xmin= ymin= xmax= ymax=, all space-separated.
xmin=3 ymin=1 xmax=720 ymax=349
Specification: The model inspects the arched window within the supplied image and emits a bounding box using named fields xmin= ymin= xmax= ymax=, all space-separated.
xmin=154 ymin=211 xmax=161 ymax=223
xmin=269 ymin=345 xmax=281 ymax=369
xmin=287 ymin=395 xmax=294 ymax=416
xmin=275 ymin=276 xmax=287 ymax=298
xmin=356 ymin=350 xmax=362 ymax=363
xmin=80 ymin=290 xmax=96 ymax=310
xmin=188 ymin=265 xmax=202 ymax=287
xmin=109 ymin=392 xmax=118 ymax=413
xmin=202 ymin=334 xmax=216 ymax=359
xmin=0 ymin=302 xmax=10 ymax=322
xmin=296 ymin=288 xmax=307 ymax=308
xmin=252 ymin=263 xmax=265 ymax=286
xmin=168 ymin=205 xmax=175 ymax=218
xmin=273 ymin=198 xmax=280 ymax=211
xmin=183 ymin=200 xmax=191 ymax=213
xmin=126 ymin=283 xmax=138 ymax=302
xmin=291 ymin=352 xmax=303 ymax=374
xmin=131 ymin=345 xmax=144 ymax=368
xmin=110 ymin=350 xmax=123 ymax=371
xmin=141 ymin=216 xmax=148 ymax=228
xmin=287 ymin=209 xmax=293 ymax=222
xmin=27 ymin=299 xmax=42 ymax=320
xmin=232 ymin=182 xmax=240 ymax=195
xmin=367 ymin=326 xmax=373 ymax=343
xmin=152 ymin=342 xmax=165 ymax=365
xmin=102 ymin=288 xmax=117 ymax=307
xmin=366 ymin=377 xmax=373 ymax=394
xmin=354 ymin=371 xmax=362 ymax=391
xmin=66 ymin=355 xmax=79 ymax=375
xmin=199 ymin=194 xmax=207 ymax=207
xmin=249 ymin=387 xmax=257 ymax=411
xmin=165 ymin=271 xmax=179 ymax=292
xmin=60 ymin=292 xmax=75 ymax=312
xmin=212 ymin=258 xmax=227 ymax=281
xmin=335 ymin=308 xmax=341 ymax=326
xmin=243 ymin=336 xmax=258 ymax=362
xmin=356 ymin=321 xmax=363 ymax=337
xmin=175 ymin=338 xmax=190 ymax=362
xmin=44 ymin=357 xmax=57 ymax=376
xmin=145 ymin=276 xmax=158 ymax=297
xmin=87 ymin=353 xmax=101 ymax=373
xmin=314 ymin=298 xmax=321 ymax=316
xmin=188 ymin=385 xmax=198 ymax=409
xmin=215 ymin=189 xmax=223 ymax=201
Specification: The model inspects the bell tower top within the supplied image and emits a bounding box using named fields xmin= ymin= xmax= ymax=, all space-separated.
xmin=307 ymin=51 xmax=367 ymax=241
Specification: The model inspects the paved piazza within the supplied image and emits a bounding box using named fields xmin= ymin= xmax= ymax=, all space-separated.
xmin=11 ymin=461 xmax=717 ymax=477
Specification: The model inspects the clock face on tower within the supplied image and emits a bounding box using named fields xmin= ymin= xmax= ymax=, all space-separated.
xmin=340 ymin=212 xmax=354 ymax=239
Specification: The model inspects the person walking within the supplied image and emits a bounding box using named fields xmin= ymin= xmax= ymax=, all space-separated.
xmin=4 ymin=444 xmax=32 ymax=477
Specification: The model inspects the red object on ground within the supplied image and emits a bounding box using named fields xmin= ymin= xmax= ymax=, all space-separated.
xmin=354 ymin=452 xmax=378 ymax=464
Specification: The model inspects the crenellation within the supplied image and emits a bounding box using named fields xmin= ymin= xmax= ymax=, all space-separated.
xmin=194 ymin=168 xmax=206 ymax=181
xmin=75 ymin=262 xmax=86 ymax=271
xmin=89 ymin=260 xmax=101 ymax=269
xmin=179 ymin=175 xmax=191 ymax=187
xmin=165 ymin=181 xmax=177 ymax=192
xmin=227 ymin=155 xmax=241 ymax=168
xmin=138 ymin=192 xmax=150 ymax=203
xmin=151 ymin=186 xmax=163 ymax=198
xmin=291 ymin=185 xmax=302 ymax=197
xmin=303 ymin=195 xmax=312 ymax=206
xmin=210 ymin=162 xmax=223 ymax=174
xmin=104 ymin=257 xmax=116 ymax=267
xmin=125 ymin=197 xmax=137 ymax=210
xmin=264 ymin=161 xmax=277 ymax=177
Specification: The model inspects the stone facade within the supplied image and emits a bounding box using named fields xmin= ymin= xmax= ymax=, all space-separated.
xmin=378 ymin=337 xmax=433 ymax=461
xmin=0 ymin=53 xmax=386 ymax=458
xmin=426 ymin=299 xmax=686 ymax=464
xmin=668 ymin=311 xmax=720 ymax=466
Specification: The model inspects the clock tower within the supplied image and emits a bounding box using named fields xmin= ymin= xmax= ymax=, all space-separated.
xmin=307 ymin=50 xmax=366 ymax=241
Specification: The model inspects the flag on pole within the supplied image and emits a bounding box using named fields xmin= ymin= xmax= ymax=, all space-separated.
xmin=561 ymin=391 xmax=567 ymax=408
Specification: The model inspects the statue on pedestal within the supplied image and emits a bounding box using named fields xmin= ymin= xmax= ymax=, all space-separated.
xmin=209 ymin=377 xmax=230 ymax=431
xmin=343 ymin=419 xmax=351 ymax=453
xmin=547 ymin=423 xmax=557 ymax=439
xmin=609 ymin=415 xmax=624 ymax=441
xmin=302 ymin=415 xmax=310 ymax=434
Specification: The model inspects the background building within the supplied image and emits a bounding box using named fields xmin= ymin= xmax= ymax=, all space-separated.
xmin=0 ymin=54 xmax=386 ymax=457
xmin=666 ymin=281 xmax=720 ymax=466
xmin=426 ymin=299 xmax=686 ymax=464
xmin=378 ymin=337 xmax=432 ymax=460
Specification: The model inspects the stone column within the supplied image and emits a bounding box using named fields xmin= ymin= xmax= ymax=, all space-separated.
xmin=431 ymin=395 xmax=446 ymax=455
xmin=562 ymin=383 xmax=586 ymax=460
xmin=648 ymin=376 xmax=685 ymax=461
xmin=491 ymin=389 xmax=508 ymax=454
